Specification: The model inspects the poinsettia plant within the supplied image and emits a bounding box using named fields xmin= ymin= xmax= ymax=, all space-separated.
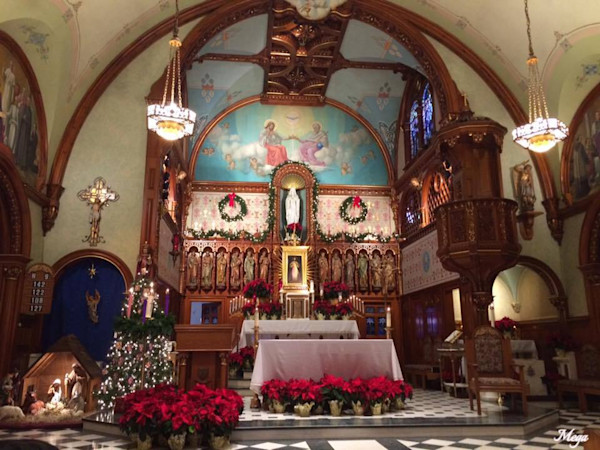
xmin=239 ymin=346 xmax=255 ymax=365
xmin=547 ymin=332 xmax=578 ymax=351
xmin=313 ymin=300 xmax=334 ymax=317
xmin=227 ymin=352 xmax=244 ymax=369
xmin=243 ymin=279 xmax=273 ymax=299
xmin=261 ymin=378 xmax=290 ymax=404
xmin=494 ymin=316 xmax=518 ymax=332
xmin=319 ymin=374 xmax=346 ymax=403
xmin=365 ymin=376 xmax=389 ymax=405
xmin=258 ymin=301 xmax=283 ymax=319
xmin=335 ymin=302 xmax=353 ymax=317
xmin=323 ymin=281 xmax=350 ymax=300
xmin=287 ymin=378 xmax=322 ymax=404
xmin=286 ymin=223 xmax=302 ymax=234
xmin=343 ymin=377 xmax=367 ymax=404
xmin=242 ymin=301 xmax=257 ymax=318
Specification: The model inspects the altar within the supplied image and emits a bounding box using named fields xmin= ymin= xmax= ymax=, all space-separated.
xmin=238 ymin=319 xmax=360 ymax=348
xmin=250 ymin=339 xmax=403 ymax=393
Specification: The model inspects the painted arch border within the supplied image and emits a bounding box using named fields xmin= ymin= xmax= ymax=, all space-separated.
xmin=52 ymin=249 xmax=134 ymax=289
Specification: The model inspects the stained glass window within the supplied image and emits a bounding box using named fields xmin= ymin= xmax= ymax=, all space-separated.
xmin=409 ymin=100 xmax=420 ymax=158
xmin=422 ymin=83 xmax=434 ymax=145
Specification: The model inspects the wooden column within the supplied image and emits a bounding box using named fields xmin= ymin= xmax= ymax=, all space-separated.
xmin=0 ymin=254 xmax=30 ymax=375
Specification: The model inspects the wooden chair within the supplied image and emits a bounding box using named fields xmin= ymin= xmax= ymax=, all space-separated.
xmin=465 ymin=326 xmax=529 ymax=415
xmin=557 ymin=345 xmax=600 ymax=412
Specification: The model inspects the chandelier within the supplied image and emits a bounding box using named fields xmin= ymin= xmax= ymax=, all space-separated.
xmin=512 ymin=0 xmax=567 ymax=153
xmin=147 ymin=0 xmax=196 ymax=141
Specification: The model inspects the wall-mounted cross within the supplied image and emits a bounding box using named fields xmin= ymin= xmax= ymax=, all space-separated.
xmin=77 ymin=177 xmax=119 ymax=246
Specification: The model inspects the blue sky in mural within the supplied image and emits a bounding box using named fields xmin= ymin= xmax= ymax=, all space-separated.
xmin=194 ymin=102 xmax=389 ymax=185
xmin=195 ymin=14 xmax=268 ymax=57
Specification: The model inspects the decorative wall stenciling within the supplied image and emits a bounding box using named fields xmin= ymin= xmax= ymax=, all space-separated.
xmin=402 ymin=230 xmax=458 ymax=295
xmin=185 ymin=191 xmax=270 ymax=235
xmin=193 ymin=102 xmax=389 ymax=185
xmin=316 ymin=194 xmax=395 ymax=237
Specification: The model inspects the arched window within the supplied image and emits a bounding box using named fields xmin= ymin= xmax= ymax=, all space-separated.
xmin=403 ymin=79 xmax=435 ymax=162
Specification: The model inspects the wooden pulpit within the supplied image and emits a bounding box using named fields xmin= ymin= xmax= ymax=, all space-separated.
xmin=175 ymin=325 xmax=236 ymax=390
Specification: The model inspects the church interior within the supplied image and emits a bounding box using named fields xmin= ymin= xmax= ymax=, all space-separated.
xmin=1 ymin=0 xmax=600 ymax=449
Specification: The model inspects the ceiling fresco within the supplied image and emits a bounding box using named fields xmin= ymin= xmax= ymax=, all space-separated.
xmin=195 ymin=14 xmax=268 ymax=57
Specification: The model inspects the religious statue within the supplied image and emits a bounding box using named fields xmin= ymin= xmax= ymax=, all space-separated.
xmin=0 ymin=369 xmax=17 ymax=406
xmin=370 ymin=253 xmax=382 ymax=291
xmin=216 ymin=249 xmax=228 ymax=288
xmin=85 ymin=289 xmax=101 ymax=324
xmin=512 ymin=160 xmax=536 ymax=212
xmin=47 ymin=379 xmax=62 ymax=404
xmin=357 ymin=253 xmax=368 ymax=291
xmin=318 ymin=251 xmax=329 ymax=284
xmin=331 ymin=252 xmax=342 ymax=283
xmin=344 ymin=253 xmax=355 ymax=290
xmin=243 ymin=250 xmax=256 ymax=286
xmin=186 ymin=250 xmax=200 ymax=289
xmin=383 ymin=254 xmax=396 ymax=294
xmin=259 ymin=250 xmax=270 ymax=281
xmin=138 ymin=241 xmax=153 ymax=276
xmin=201 ymin=250 xmax=213 ymax=289
xmin=230 ymin=250 xmax=242 ymax=289
xmin=77 ymin=177 xmax=119 ymax=247
xmin=285 ymin=187 xmax=301 ymax=226
xmin=64 ymin=363 xmax=85 ymax=411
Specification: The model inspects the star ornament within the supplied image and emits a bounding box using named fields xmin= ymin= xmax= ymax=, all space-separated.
xmin=88 ymin=264 xmax=97 ymax=279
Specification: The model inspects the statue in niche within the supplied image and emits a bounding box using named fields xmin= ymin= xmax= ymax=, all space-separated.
xmin=512 ymin=160 xmax=536 ymax=212
xmin=243 ymin=250 xmax=256 ymax=286
xmin=383 ymin=254 xmax=396 ymax=294
xmin=230 ymin=250 xmax=242 ymax=289
xmin=285 ymin=187 xmax=301 ymax=226
xmin=357 ymin=253 xmax=369 ymax=291
xmin=370 ymin=253 xmax=382 ymax=290
xmin=318 ymin=251 xmax=329 ymax=285
xmin=344 ymin=253 xmax=355 ymax=290
xmin=331 ymin=252 xmax=342 ymax=283
xmin=201 ymin=250 xmax=213 ymax=289
xmin=259 ymin=250 xmax=270 ymax=281
xmin=216 ymin=249 xmax=228 ymax=288
xmin=187 ymin=250 xmax=200 ymax=289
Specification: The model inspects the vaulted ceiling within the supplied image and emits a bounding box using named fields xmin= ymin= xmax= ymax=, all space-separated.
xmin=2 ymin=0 xmax=600 ymax=160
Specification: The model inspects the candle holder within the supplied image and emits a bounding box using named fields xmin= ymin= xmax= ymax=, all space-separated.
xmin=385 ymin=326 xmax=393 ymax=340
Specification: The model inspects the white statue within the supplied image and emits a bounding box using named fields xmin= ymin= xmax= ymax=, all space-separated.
xmin=285 ymin=188 xmax=300 ymax=226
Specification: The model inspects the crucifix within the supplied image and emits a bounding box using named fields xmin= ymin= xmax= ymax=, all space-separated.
xmin=77 ymin=177 xmax=119 ymax=246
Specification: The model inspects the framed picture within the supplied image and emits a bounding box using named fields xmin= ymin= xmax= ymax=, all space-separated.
xmin=282 ymin=245 xmax=309 ymax=289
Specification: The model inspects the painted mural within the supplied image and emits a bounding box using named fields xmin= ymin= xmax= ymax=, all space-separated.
xmin=0 ymin=42 xmax=44 ymax=189
xmin=568 ymin=95 xmax=600 ymax=202
xmin=193 ymin=102 xmax=389 ymax=185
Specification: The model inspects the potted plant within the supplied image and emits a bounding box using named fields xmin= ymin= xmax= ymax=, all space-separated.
xmin=494 ymin=316 xmax=518 ymax=338
xmin=239 ymin=346 xmax=255 ymax=370
xmin=320 ymin=374 xmax=346 ymax=416
xmin=243 ymin=279 xmax=273 ymax=302
xmin=313 ymin=300 xmax=333 ymax=320
xmin=287 ymin=378 xmax=320 ymax=417
xmin=335 ymin=302 xmax=353 ymax=319
xmin=343 ymin=378 xmax=367 ymax=416
xmin=157 ymin=398 xmax=194 ymax=450
xmin=261 ymin=378 xmax=290 ymax=413
xmin=547 ymin=332 xmax=578 ymax=356
xmin=269 ymin=301 xmax=283 ymax=320
xmin=227 ymin=352 xmax=243 ymax=378
xmin=322 ymin=281 xmax=350 ymax=301
xmin=241 ymin=301 xmax=256 ymax=319
xmin=365 ymin=376 xmax=388 ymax=415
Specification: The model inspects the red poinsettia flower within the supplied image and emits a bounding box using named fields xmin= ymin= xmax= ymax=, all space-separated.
xmin=243 ymin=279 xmax=273 ymax=299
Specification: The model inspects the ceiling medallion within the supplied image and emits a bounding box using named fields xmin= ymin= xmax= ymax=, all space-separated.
xmin=284 ymin=0 xmax=349 ymax=20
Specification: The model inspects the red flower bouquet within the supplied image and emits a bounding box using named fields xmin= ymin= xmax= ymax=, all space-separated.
xmin=335 ymin=302 xmax=353 ymax=317
xmin=323 ymin=281 xmax=350 ymax=300
xmin=547 ymin=332 xmax=578 ymax=351
xmin=286 ymin=223 xmax=302 ymax=234
xmin=243 ymin=279 xmax=273 ymax=299
xmin=313 ymin=300 xmax=334 ymax=318
xmin=494 ymin=316 xmax=517 ymax=333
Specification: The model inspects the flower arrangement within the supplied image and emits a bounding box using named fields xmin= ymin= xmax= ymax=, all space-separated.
xmin=319 ymin=374 xmax=346 ymax=404
xmin=335 ymin=302 xmax=353 ymax=317
xmin=242 ymin=301 xmax=257 ymax=319
xmin=494 ymin=316 xmax=518 ymax=333
xmin=313 ymin=300 xmax=334 ymax=318
xmin=547 ymin=332 xmax=578 ymax=351
xmin=227 ymin=352 xmax=244 ymax=370
xmin=286 ymin=223 xmax=302 ymax=234
xmin=239 ymin=346 xmax=255 ymax=368
xmin=243 ymin=279 xmax=273 ymax=300
xmin=322 ymin=281 xmax=350 ymax=300
xmin=288 ymin=378 xmax=322 ymax=404
xmin=261 ymin=378 xmax=290 ymax=404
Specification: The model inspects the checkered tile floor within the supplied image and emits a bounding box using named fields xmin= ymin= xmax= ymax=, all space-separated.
xmin=0 ymin=394 xmax=598 ymax=449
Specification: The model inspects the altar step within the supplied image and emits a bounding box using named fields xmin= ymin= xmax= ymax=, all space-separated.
xmin=228 ymin=370 xmax=254 ymax=398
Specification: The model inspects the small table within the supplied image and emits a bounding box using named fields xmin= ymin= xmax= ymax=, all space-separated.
xmin=438 ymin=347 xmax=465 ymax=397
xmin=250 ymin=339 xmax=403 ymax=393
xmin=238 ymin=319 xmax=360 ymax=348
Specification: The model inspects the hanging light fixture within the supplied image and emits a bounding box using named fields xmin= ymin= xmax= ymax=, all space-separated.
xmin=512 ymin=0 xmax=568 ymax=153
xmin=147 ymin=0 xmax=196 ymax=141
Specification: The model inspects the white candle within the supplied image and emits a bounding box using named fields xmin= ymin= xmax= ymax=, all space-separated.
xmin=146 ymin=294 xmax=153 ymax=319
xmin=386 ymin=306 xmax=391 ymax=328
xmin=320 ymin=288 xmax=324 ymax=299
xmin=338 ymin=292 xmax=342 ymax=302
xmin=309 ymin=280 xmax=314 ymax=293
xmin=489 ymin=304 xmax=496 ymax=327
xmin=254 ymin=304 xmax=259 ymax=327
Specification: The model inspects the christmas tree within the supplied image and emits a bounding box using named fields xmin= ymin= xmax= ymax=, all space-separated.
xmin=96 ymin=276 xmax=175 ymax=409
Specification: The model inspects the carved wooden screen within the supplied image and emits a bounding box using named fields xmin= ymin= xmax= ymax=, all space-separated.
xmin=401 ymin=189 xmax=422 ymax=236
xmin=425 ymin=172 xmax=451 ymax=225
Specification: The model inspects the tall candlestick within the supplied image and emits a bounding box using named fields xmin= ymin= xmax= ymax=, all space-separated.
xmin=386 ymin=306 xmax=391 ymax=328
xmin=126 ymin=288 xmax=134 ymax=318
xmin=165 ymin=288 xmax=170 ymax=315
xmin=141 ymin=300 xmax=147 ymax=324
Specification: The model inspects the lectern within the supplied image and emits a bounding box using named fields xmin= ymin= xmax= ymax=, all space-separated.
xmin=175 ymin=325 xmax=236 ymax=390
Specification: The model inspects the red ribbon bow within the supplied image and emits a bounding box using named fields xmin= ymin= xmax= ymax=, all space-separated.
xmin=352 ymin=195 xmax=361 ymax=208
xmin=228 ymin=192 xmax=236 ymax=208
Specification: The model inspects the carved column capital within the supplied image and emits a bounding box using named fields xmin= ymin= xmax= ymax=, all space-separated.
xmin=3 ymin=266 xmax=22 ymax=280
xmin=42 ymin=183 xmax=65 ymax=235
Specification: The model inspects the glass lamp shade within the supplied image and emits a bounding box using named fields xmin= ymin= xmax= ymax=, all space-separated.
xmin=147 ymin=102 xmax=196 ymax=141
xmin=512 ymin=117 xmax=568 ymax=153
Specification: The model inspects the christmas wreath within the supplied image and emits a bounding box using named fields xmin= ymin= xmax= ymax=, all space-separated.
xmin=340 ymin=196 xmax=368 ymax=224
xmin=218 ymin=193 xmax=248 ymax=222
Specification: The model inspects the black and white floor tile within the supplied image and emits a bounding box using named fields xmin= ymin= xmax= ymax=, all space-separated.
xmin=0 ymin=394 xmax=598 ymax=449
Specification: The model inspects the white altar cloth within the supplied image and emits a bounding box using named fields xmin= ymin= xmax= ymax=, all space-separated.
xmin=238 ymin=319 xmax=360 ymax=348
xmin=250 ymin=339 xmax=403 ymax=393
